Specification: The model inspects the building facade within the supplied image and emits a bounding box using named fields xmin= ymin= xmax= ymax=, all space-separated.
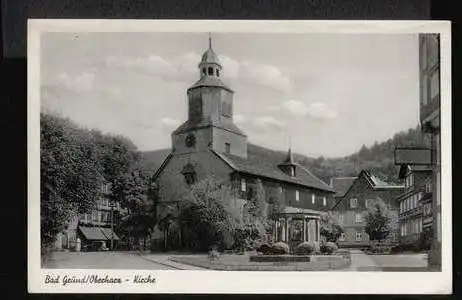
xmin=396 ymin=165 xmax=433 ymax=245
xmin=54 ymin=183 xmax=124 ymax=251
xmin=419 ymin=33 xmax=441 ymax=268
xmin=331 ymin=170 xmax=404 ymax=248
xmin=154 ymin=36 xmax=335 ymax=249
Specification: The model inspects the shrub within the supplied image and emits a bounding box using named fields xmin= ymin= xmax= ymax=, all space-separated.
xmin=321 ymin=242 xmax=338 ymax=255
xmin=256 ymin=243 xmax=272 ymax=255
xmin=295 ymin=241 xmax=319 ymax=255
xmin=271 ymin=242 xmax=290 ymax=255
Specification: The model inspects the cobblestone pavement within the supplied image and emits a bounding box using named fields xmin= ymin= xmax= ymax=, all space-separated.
xmin=43 ymin=251 xmax=177 ymax=270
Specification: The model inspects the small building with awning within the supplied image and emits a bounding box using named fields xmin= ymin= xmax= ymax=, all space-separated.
xmin=77 ymin=226 xmax=120 ymax=251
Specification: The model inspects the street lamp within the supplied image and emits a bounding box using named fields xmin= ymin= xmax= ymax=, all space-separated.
xmin=109 ymin=200 xmax=117 ymax=251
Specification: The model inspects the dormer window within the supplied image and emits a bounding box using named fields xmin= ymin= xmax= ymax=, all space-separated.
xmin=208 ymin=67 xmax=213 ymax=75
xmin=290 ymin=167 xmax=295 ymax=177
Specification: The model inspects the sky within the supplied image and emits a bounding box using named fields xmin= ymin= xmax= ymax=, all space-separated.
xmin=40 ymin=32 xmax=420 ymax=158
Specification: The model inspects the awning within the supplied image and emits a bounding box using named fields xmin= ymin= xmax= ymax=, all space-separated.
xmin=79 ymin=226 xmax=107 ymax=241
xmin=100 ymin=227 xmax=120 ymax=241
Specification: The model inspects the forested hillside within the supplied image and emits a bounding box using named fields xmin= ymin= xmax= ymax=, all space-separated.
xmin=140 ymin=126 xmax=430 ymax=185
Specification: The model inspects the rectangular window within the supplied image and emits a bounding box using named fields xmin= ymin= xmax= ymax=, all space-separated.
xmin=430 ymin=70 xmax=440 ymax=99
xmin=425 ymin=180 xmax=432 ymax=193
xmin=355 ymin=232 xmax=362 ymax=241
xmin=295 ymin=190 xmax=300 ymax=202
xmin=408 ymin=174 xmax=414 ymax=187
xmin=323 ymin=196 xmax=327 ymax=206
xmin=422 ymin=75 xmax=428 ymax=105
xmin=355 ymin=213 xmax=363 ymax=223
xmin=365 ymin=199 xmax=373 ymax=209
xmin=312 ymin=194 xmax=315 ymax=204
xmin=338 ymin=213 xmax=344 ymax=224
xmin=350 ymin=198 xmax=357 ymax=208
xmin=240 ymin=178 xmax=246 ymax=192
xmin=225 ymin=143 xmax=231 ymax=154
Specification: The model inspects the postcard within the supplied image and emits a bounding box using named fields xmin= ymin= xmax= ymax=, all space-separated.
xmin=28 ymin=19 xmax=452 ymax=294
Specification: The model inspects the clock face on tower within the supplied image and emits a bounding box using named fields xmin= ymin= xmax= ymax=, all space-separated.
xmin=185 ymin=133 xmax=196 ymax=148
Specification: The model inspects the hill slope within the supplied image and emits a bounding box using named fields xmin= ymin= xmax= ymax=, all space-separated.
xmin=139 ymin=126 xmax=429 ymax=184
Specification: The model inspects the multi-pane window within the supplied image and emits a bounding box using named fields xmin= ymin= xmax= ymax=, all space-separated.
xmin=355 ymin=213 xmax=363 ymax=223
xmin=311 ymin=194 xmax=315 ymax=204
xmin=338 ymin=213 xmax=344 ymax=224
xmin=430 ymin=70 xmax=440 ymax=99
xmin=421 ymin=75 xmax=428 ymax=106
xmin=241 ymin=178 xmax=247 ymax=192
xmin=350 ymin=198 xmax=357 ymax=208
xmin=295 ymin=190 xmax=300 ymax=202
xmin=425 ymin=180 xmax=432 ymax=193
xmin=365 ymin=199 xmax=374 ymax=209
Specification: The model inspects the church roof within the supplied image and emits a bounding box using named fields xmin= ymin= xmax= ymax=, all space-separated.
xmin=173 ymin=118 xmax=246 ymax=136
xmin=200 ymin=34 xmax=221 ymax=65
xmin=188 ymin=76 xmax=233 ymax=92
xmin=201 ymin=48 xmax=221 ymax=65
xmin=213 ymin=151 xmax=334 ymax=192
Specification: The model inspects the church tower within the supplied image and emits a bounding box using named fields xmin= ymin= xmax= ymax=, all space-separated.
xmin=171 ymin=34 xmax=247 ymax=158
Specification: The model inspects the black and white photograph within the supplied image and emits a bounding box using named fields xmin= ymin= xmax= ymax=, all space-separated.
xmin=28 ymin=20 xmax=452 ymax=294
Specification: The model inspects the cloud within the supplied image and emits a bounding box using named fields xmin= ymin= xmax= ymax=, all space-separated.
xmin=104 ymin=53 xmax=292 ymax=92
xmin=56 ymin=71 xmax=95 ymax=91
xmin=239 ymin=60 xmax=293 ymax=92
xmin=219 ymin=55 xmax=293 ymax=92
xmin=275 ymin=100 xmax=338 ymax=120
xmin=252 ymin=116 xmax=286 ymax=131
xmin=233 ymin=114 xmax=246 ymax=125
xmin=306 ymin=102 xmax=338 ymax=120
xmin=160 ymin=117 xmax=181 ymax=131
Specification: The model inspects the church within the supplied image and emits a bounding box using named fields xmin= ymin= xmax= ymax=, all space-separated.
xmin=153 ymin=36 xmax=335 ymax=248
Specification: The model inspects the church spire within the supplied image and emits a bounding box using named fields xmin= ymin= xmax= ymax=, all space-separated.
xmin=208 ymin=32 xmax=212 ymax=49
xmin=279 ymin=138 xmax=297 ymax=177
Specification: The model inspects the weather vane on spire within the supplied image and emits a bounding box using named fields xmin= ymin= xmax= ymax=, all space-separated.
xmin=208 ymin=32 xmax=212 ymax=49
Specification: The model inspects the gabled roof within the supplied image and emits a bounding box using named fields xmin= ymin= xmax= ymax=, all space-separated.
xmin=212 ymin=150 xmax=334 ymax=192
xmin=173 ymin=118 xmax=246 ymax=136
xmin=332 ymin=170 xmax=404 ymax=209
xmin=361 ymin=170 xmax=404 ymax=189
xmin=330 ymin=177 xmax=357 ymax=197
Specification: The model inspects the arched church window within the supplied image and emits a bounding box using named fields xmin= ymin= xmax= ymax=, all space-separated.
xmin=216 ymin=69 xmax=220 ymax=77
xmin=208 ymin=67 xmax=214 ymax=75
xmin=181 ymin=163 xmax=197 ymax=185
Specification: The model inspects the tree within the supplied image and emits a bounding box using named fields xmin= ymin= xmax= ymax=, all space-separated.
xmin=40 ymin=113 xmax=104 ymax=249
xmin=179 ymin=178 xmax=244 ymax=251
xmin=320 ymin=212 xmax=344 ymax=242
xmin=364 ymin=199 xmax=393 ymax=243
